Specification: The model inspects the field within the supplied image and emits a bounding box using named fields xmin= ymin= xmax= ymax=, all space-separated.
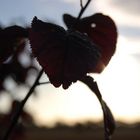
xmin=1 ymin=122 xmax=140 ymax=140
xmin=24 ymin=124 xmax=140 ymax=140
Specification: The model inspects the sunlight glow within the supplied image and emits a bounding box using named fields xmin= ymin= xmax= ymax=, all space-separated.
xmin=25 ymin=83 xmax=103 ymax=127
xmin=0 ymin=0 xmax=140 ymax=127
xmin=93 ymin=0 xmax=140 ymax=26
xmin=25 ymin=36 xmax=140 ymax=127
xmin=95 ymin=36 xmax=140 ymax=123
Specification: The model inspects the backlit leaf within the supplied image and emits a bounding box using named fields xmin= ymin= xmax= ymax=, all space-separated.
xmin=29 ymin=17 xmax=100 ymax=89
xmin=63 ymin=13 xmax=117 ymax=73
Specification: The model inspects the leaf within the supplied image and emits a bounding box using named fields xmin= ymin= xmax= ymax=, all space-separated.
xmin=29 ymin=17 xmax=101 ymax=89
xmin=0 ymin=25 xmax=28 ymax=64
xmin=101 ymin=100 xmax=116 ymax=139
xmin=63 ymin=13 xmax=117 ymax=73
xmin=0 ymin=45 xmax=37 ymax=94
xmin=80 ymin=76 xmax=116 ymax=140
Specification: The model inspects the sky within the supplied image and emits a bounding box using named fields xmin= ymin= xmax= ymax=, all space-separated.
xmin=0 ymin=0 xmax=140 ymax=127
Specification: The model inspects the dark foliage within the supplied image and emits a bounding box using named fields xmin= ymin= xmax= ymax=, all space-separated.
xmin=0 ymin=25 xmax=37 ymax=93
xmin=29 ymin=17 xmax=100 ymax=89
xmin=0 ymin=1 xmax=118 ymax=140
xmin=63 ymin=13 xmax=117 ymax=73
xmin=0 ymin=26 xmax=28 ymax=64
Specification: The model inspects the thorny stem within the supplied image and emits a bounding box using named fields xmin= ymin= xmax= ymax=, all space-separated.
xmin=2 ymin=69 xmax=44 ymax=140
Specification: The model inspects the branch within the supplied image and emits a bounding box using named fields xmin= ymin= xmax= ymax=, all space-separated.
xmin=77 ymin=0 xmax=92 ymax=20
xmin=37 ymin=81 xmax=50 ymax=86
xmin=2 ymin=69 xmax=44 ymax=140
xmin=80 ymin=0 xmax=84 ymax=9
xmin=72 ymin=0 xmax=92 ymax=28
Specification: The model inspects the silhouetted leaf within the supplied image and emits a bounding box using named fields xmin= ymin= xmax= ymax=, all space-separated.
xmin=0 ymin=45 xmax=38 ymax=93
xmin=0 ymin=25 xmax=28 ymax=64
xmin=63 ymin=13 xmax=117 ymax=73
xmin=29 ymin=17 xmax=101 ymax=89
xmin=80 ymin=76 xmax=116 ymax=140
xmin=101 ymin=100 xmax=116 ymax=139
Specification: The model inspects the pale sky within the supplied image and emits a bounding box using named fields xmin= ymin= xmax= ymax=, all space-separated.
xmin=0 ymin=0 xmax=140 ymax=127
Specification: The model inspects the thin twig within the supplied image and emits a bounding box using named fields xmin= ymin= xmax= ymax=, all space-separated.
xmin=80 ymin=0 xmax=84 ymax=8
xmin=77 ymin=0 xmax=92 ymax=20
xmin=2 ymin=69 xmax=44 ymax=140
xmin=72 ymin=0 xmax=92 ymax=28
xmin=37 ymin=81 xmax=50 ymax=86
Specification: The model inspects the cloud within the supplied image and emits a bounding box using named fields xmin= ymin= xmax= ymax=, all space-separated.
xmin=0 ymin=0 xmax=80 ymax=25
xmin=92 ymin=0 xmax=140 ymax=40
xmin=1 ymin=0 xmax=139 ymax=39
xmin=130 ymin=53 xmax=140 ymax=65
xmin=109 ymin=0 xmax=140 ymax=16
xmin=119 ymin=25 xmax=140 ymax=39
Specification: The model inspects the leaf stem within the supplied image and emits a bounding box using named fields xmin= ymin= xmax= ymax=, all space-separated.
xmin=2 ymin=69 xmax=44 ymax=140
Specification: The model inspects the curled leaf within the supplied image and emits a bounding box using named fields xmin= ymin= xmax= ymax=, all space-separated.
xmin=101 ymin=100 xmax=116 ymax=138
xmin=29 ymin=17 xmax=101 ymax=89
xmin=63 ymin=13 xmax=117 ymax=73
xmin=80 ymin=76 xmax=116 ymax=139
